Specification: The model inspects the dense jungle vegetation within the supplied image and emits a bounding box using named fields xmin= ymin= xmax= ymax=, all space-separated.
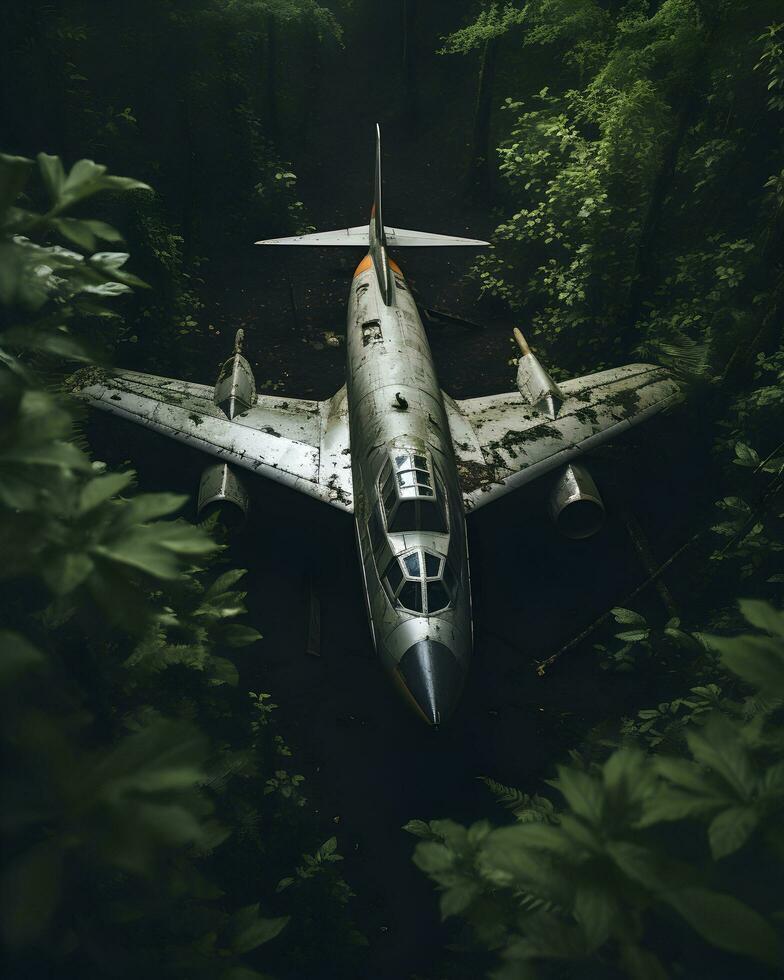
xmin=1 ymin=1 xmax=783 ymax=979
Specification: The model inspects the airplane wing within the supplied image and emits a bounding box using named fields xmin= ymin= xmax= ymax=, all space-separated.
xmin=444 ymin=363 xmax=681 ymax=513
xmin=65 ymin=369 xmax=354 ymax=512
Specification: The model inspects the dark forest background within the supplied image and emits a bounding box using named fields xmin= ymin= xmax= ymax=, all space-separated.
xmin=1 ymin=2 xmax=783 ymax=979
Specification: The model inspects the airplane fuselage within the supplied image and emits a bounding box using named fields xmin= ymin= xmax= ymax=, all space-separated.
xmin=346 ymin=254 xmax=472 ymax=725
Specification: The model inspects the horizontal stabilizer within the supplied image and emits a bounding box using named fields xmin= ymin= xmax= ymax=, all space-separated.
xmin=385 ymin=227 xmax=489 ymax=247
xmin=255 ymin=226 xmax=369 ymax=246
xmin=255 ymin=226 xmax=489 ymax=247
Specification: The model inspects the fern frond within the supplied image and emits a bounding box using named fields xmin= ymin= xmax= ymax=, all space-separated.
xmin=478 ymin=776 xmax=558 ymax=824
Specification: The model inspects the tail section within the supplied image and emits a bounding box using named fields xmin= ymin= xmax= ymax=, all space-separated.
xmin=255 ymin=125 xmax=490 ymax=303
xmin=369 ymin=123 xmax=393 ymax=304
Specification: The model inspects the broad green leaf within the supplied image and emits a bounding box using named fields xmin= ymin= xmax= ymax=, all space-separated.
xmin=480 ymin=828 xmax=582 ymax=905
xmin=205 ymin=568 xmax=248 ymax=599
xmin=603 ymin=747 xmax=649 ymax=808
xmin=706 ymin=633 xmax=784 ymax=697
xmin=1 ymin=324 xmax=91 ymax=361
xmin=209 ymin=656 xmax=239 ymax=686
xmin=574 ymin=884 xmax=616 ymax=950
xmin=440 ymin=880 xmax=479 ymax=918
xmin=428 ymin=819 xmax=468 ymax=850
xmin=467 ymin=820 xmax=492 ymax=845
xmin=556 ymin=813 xmax=601 ymax=852
xmin=62 ymin=158 xmax=107 ymax=199
xmin=94 ymin=530 xmax=192 ymax=580
xmin=552 ymin=766 xmax=604 ymax=824
xmin=615 ymin=629 xmax=650 ymax=642
xmin=80 ymin=472 xmax=134 ymax=512
xmin=760 ymin=760 xmax=784 ymax=797
xmin=606 ymin=841 xmax=668 ymax=893
xmin=708 ymin=805 xmax=758 ymax=860
xmin=655 ymin=760 xmax=724 ymax=805
xmin=403 ymin=819 xmax=435 ymax=839
xmin=223 ymin=624 xmax=263 ymax=647
xmin=51 ymin=217 xmax=98 ymax=251
xmin=665 ymin=886 xmax=778 ymax=965
xmin=0 ymin=440 xmax=90 ymax=473
xmin=636 ymin=787 xmax=723 ymax=828
xmin=733 ymin=442 xmax=760 ymax=468
xmin=0 ymin=153 xmax=33 ymax=220
xmin=611 ymin=607 xmax=647 ymax=627
xmin=686 ymin=716 xmax=755 ymax=800
xmin=412 ymin=842 xmax=454 ymax=875
xmin=83 ymin=219 xmax=124 ymax=243
xmin=119 ymin=492 xmax=188 ymax=525
xmin=231 ymin=904 xmax=289 ymax=954
xmin=739 ymin=599 xmax=784 ymax=638
xmin=37 ymin=153 xmax=66 ymax=205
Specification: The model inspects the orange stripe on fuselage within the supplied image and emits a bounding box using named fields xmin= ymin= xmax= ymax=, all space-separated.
xmin=353 ymin=254 xmax=373 ymax=277
xmin=353 ymin=253 xmax=404 ymax=279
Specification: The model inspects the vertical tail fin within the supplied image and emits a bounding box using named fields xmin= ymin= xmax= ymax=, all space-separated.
xmin=370 ymin=123 xmax=393 ymax=305
xmin=372 ymin=122 xmax=385 ymax=249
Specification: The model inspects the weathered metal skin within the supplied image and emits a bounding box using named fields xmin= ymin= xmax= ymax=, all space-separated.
xmin=198 ymin=460 xmax=250 ymax=522
xmin=548 ymin=462 xmax=605 ymax=539
xmin=214 ymin=328 xmax=256 ymax=419
xmin=347 ymin=260 xmax=472 ymax=725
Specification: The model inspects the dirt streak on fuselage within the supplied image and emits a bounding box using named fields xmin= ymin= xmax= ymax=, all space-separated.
xmin=346 ymin=253 xmax=472 ymax=725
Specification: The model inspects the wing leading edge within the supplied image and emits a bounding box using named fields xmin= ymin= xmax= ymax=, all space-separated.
xmin=445 ymin=363 xmax=682 ymax=513
xmin=66 ymin=369 xmax=354 ymax=512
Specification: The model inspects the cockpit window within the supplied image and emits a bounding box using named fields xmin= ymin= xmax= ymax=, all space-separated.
xmin=383 ymin=548 xmax=455 ymax=615
xmin=403 ymin=552 xmax=420 ymax=576
xmin=427 ymin=580 xmax=449 ymax=612
xmin=380 ymin=451 xmax=448 ymax=534
xmin=399 ymin=580 xmax=423 ymax=613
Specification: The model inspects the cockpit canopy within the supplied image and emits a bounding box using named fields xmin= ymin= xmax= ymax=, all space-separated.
xmin=379 ymin=450 xmax=447 ymax=534
xmin=384 ymin=547 xmax=456 ymax=615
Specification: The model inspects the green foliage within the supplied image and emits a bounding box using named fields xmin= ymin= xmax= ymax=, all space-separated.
xmin=440 ymin=3 xmax=528 ymax=55
xmin=461 ymin=2 xmax=782 ymax=382
xmin=0 ymin=153 xmax=360 ymax=978
xmin=409 ymin=602 xmax=784 ymax=978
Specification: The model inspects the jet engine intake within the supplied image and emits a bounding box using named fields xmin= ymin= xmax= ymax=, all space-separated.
xmin=198 ymin=461 xmax=249 ymax=527
xmin=215 ymin=328 xmax=256 ymax=419
xmin=549 ymin=462 xmax=605 ymax=539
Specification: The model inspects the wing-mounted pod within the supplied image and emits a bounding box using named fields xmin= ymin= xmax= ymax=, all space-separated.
xmin=215 ymin=328 xmax=256 ymax=419
xmin=513 ymin=328 xmax=563 ymax=420
xmin=197 ymin=329 xmax=256 ymax=524
xmin=198 ymin=461 xmax=249 ymax=527
xmin=549 ymin=462 xmax=605 ymax=539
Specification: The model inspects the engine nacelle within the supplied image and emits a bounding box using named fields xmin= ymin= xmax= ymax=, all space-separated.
xmin=549 ymin=462 xmax=605 ymax=539
xmin=215 ymin=328 xmax=256 ymax=419
xmin=198 ymin=461 xmax=249 ymax=527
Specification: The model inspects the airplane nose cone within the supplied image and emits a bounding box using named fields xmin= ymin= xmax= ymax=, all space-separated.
xmin=398 ymin=640 xmax=464 ymax=727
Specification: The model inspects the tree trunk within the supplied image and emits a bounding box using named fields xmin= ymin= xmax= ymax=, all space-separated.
xmin=618 ymin=13 xmax=721 ymax=341
xmin=620 ymin=98 xmax=694 ymax=337
xmin=466 ymin=36 xmax=498 ymax=195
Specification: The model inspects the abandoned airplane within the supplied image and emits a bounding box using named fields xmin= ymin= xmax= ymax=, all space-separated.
xmin=68 ymin=126 xmax=681 ymax=726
